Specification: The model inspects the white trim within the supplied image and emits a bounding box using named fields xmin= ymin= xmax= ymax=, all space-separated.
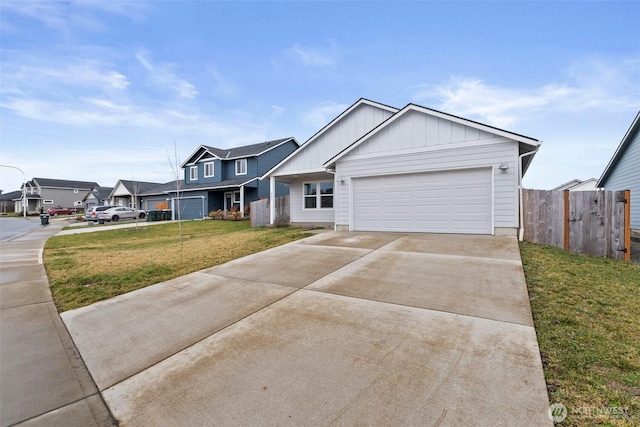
xmin=347 ymin=165 xmax=494 ymax=233
xmin=189 ymin=166 xmax=198 ymax=181
xmin=597 ymin=111 xmax=640 ymax=187
xmin=325 ymin=104 xmax=539 ymax=168
xmin=332 ymin=138 xmax=516 ymax=165
xmin=302 ymin=180 xmax=334 ymax=210
xmin=260 ymin=99 xmax=399 ymax=180
xmin=235 ymin=159 xmax=247 ymax=175
xmin=204 ymin=161 xmax=215 ymax=178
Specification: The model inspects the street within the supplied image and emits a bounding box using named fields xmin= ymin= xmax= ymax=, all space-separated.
xmin=0 ymin=217 xmax=42 ymax=242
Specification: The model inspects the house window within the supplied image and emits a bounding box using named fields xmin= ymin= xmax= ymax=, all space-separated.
xmin=204 ymin=162 xmax=214 ymax=178
xmin=304 ymin=181 xmax=333 ymax=209
xmin=235 ymin=159 xmax=247 ymax=175
xmin=189 ymin=166 xmax=198 ymax=181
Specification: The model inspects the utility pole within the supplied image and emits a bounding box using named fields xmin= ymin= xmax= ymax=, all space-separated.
xmin=0 ymin=164 xmax=27 ymax=217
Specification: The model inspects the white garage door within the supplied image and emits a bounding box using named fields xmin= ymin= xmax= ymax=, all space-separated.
xmin=352 ymin=168 xmax=492 ymax=234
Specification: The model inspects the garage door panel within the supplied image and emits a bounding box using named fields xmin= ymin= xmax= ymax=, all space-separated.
xmin=352 ymin=168 xmax=491 ymax=234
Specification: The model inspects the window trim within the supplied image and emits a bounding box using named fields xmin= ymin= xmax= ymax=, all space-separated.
xmin=204 ymin=161 xmax=215 ymax=178
xmin=303 ymin=181 xmax=333 ymax=210
xmin=235 ymin=159 xmax=247 ymax=176
xmin=189 ymin=166 xmax=198 ymax=181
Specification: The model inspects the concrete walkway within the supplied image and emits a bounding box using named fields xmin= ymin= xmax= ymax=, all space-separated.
xmin=62 ymin=231 xmax=552 ymax=426
xmin=0 ymin=222 xmax=116 ymax=427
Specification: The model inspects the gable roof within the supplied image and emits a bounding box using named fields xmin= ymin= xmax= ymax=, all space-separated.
xmin=0 ymin=190 xmax=22 ymax=201
xmin=324 ymin=103 xmax=540 ymax=168
xmin=261 ymin=98 xmax=399 ymax=179
xmin=597 ymin=111 xmax=640 ymax=187
xmin=110 ymin=180 xmax=164 ymax=198
xmin=29 ymin=177 xmax=99 ymax=189
xmin=182 ymin=137 xmax=298 ymax=167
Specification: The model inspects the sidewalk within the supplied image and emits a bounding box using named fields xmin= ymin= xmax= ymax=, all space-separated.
xmin=0 ymin=222 xmax=116 ymax=427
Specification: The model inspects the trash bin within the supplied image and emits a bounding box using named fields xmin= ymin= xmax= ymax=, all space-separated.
xmin=98 ymin=218 xmax=105 ymax=224
xmin=162 ymin=210 xmax=172 ymax=221
xmin=40 ymin=214 xmax=49 ymax=225
xmin=147 ymin=210 xmax=160 ymax=221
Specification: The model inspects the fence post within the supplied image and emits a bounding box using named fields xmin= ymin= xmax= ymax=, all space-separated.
xmin=624 ymin=190 xmax=631 ymax=262
xmin=563 ymin=190 xmax=570 ymax=251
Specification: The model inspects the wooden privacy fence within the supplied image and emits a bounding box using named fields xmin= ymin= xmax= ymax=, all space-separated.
xmin=522 ymin=189 xmax=631 ymax=261
xmin=250 ymin=196 xmax=290 ymax=227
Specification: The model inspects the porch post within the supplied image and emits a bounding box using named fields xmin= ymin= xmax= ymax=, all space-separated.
xmin=240 ymin=185 xmax=245 ymax=217
xmin=269 ymin=176 xmax=276 ymax=225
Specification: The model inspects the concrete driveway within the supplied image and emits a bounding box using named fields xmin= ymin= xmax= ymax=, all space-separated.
xmin=62 ymin=232 xmax=552 ymax=426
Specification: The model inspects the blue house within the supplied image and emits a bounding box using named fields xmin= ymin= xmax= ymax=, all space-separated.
xmin=140 ymin=138 xmax=299 ymax=220
xmin=597 ymin=111 xmax=640 ymax=231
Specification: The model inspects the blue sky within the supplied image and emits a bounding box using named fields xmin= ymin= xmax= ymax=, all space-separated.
xmin=1 ymin=1 xmax=639 ymax=193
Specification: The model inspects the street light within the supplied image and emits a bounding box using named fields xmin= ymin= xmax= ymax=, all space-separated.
xmin=0 ymin=164 xmax=27 ymax=218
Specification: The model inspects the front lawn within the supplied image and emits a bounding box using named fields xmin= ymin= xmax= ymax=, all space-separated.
xmin=44 ymin=221 xmax=310 ymax=312
xmin=520 ymin=242 xmax=640 ymax=426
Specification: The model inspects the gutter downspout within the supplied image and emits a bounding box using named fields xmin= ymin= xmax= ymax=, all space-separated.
xmin=518 ymin=145 xmax=540 ymax=241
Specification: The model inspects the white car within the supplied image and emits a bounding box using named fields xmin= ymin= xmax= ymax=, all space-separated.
xmin=98 ymin=207 xmax=146 ymax=222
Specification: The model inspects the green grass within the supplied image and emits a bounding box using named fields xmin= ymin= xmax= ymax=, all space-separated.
xmin=520 ymin=242 xmax=640 ymax=426
xmin=44 ymin=221 xmax=310 ymax=312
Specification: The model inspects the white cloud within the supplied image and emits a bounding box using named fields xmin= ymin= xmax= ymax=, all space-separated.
xmin=302 ymin=101 xmax=349 ymax=129
xmin=271 ymin=105 xmax=286 ymax=118
xmin=286 ymin=43 xmax=337 ymax=68
xmin=0 ymin=0 xmax=148 ymax=34
xmin=136 ymin=52 xmax=198 ymax=99
xmin=414 ymin=57 xmax=640 ymax=129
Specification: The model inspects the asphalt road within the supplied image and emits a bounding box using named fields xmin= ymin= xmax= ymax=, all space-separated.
xmin=0 ymin=217 xmax=42 ymax=242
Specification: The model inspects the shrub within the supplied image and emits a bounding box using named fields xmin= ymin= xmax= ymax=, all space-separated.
xmin=273 ymin=214 xmax=290 ymax=228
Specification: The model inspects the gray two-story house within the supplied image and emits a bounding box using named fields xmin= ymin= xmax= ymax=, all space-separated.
xmin=16 ymin=178 xmax=99 ymax=215
xmin=139 ymin=138 xmax=299 ymax=220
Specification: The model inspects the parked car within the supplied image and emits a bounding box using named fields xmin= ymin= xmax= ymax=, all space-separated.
xmin=47 ymin=206 xmax=75 ymax=216
xmin=98 ymin=207 xmax=146 ymax=222
xmin=85 ymin=205 xmax=115 ymax=222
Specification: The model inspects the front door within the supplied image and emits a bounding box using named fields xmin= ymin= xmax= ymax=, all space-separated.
xmin=224 ymin=191 xmax=240 ymax=211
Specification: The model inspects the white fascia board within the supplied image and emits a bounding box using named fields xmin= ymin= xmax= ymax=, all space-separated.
xmin=260 ymin=167 xmax=327 ymax=181
xmin=597 ymin=111 xmax=640 ymax=187
xmin=262 ymin=100 xmax=399 ymax=180
xmin=181 ymin=145 xmax=222 ymax=168
xmin=324 ymin=104 xmax=540 ymax=168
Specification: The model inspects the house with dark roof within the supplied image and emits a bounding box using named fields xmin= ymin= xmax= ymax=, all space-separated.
xmin=108 ymin=180 xmax=165 ymax=209
xmin=138 ymin=138 xmax=299 ymax=220
xmin=1 ymin=190 xmax=21 ymax=214
xmin=83 ymin=186 xmax=114 ymax=210
xmin=15 ymin=178 xmax=99 ymax=214
xmin=597 ymin=111 xmax=640 ymax=230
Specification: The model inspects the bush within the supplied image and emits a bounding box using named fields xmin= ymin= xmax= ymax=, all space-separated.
xmin=273 ymin=214 xmax=290 ymax=228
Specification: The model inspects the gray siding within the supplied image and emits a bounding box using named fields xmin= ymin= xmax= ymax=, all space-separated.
xmin=601 ymin=129 xmax=640 ymax=229
xmin=40 ymin=188 xmax=89 ymax=208
xmin=335 ymin=141 xmax=519 ymax=230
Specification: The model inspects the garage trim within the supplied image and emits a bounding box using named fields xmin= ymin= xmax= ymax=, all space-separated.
xmin=348 ymin=166 xmax=494 ymax=234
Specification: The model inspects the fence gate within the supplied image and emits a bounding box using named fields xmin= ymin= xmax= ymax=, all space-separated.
xmin=523 ymin=189 xmax=630 ymax=261
xmin=250 ymin=196 xmax=290 ymax=227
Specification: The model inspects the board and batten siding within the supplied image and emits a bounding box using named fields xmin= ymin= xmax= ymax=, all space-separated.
xmin=274 ymin=103 xmax=394 ymax=175
xmin=601 ymin=129 xmax=640 ymax=230
xmin=335 ymin=141 xmax=519 ymax=230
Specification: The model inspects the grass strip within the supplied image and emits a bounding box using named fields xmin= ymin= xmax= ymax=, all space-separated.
xmin=45 ymin=221 xmax=309 ymax=311
xmin=520 ymin=242 xmax=639 ymax=426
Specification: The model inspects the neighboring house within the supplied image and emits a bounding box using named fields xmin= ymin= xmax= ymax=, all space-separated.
xmin=1 ymin=190 xmax=21 ymax=214
xmin=109 ymin=180 xmax=164 ymax=209
xmin=262 ymin=98 xmax=541 ymax=236
xmin=15 ymin=178 xmax=99 ymax=214
xmin=597 ymin=111 xmax=640 ymax=230
xmin=83 ymin=186 xmax=114 ymax=210
xmin=551 ymin=178 xmax=598 ymax=191
xmin=138 ymin=138 xmax=300 ymax=220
